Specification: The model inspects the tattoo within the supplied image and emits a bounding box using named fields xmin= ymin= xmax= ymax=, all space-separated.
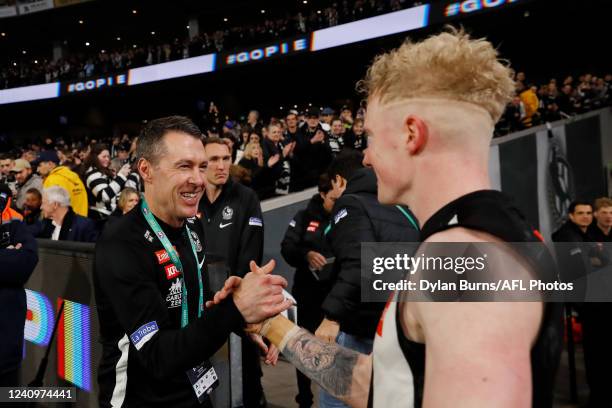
xmin=282 ymin=329 xmax=359 ymax=398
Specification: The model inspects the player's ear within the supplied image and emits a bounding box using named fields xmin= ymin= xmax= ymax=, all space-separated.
xmin=404 ymin=115 xmax=428 ymax=155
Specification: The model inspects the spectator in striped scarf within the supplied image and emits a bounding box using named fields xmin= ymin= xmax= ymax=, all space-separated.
xmin=82 ymin=144 xmax=131 ymax=224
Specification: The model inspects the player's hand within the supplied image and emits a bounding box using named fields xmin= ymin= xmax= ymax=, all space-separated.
xmin=315 ymin=318 xmax=340 ymax=343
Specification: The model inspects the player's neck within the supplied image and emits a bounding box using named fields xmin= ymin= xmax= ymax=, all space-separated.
xmin=408 ymin=159 xmax=491 ymax=227
xmin=597 ymin=222 xmax=610 ymax=235
xmin=205 ymin=183 xmax=223 ymax=204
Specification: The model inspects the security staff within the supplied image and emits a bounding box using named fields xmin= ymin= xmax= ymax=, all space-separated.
xmin=94 ymin=117 xmax=289 ymax=407
xmin=281 ymin=174 xmax=336 ymax=408
xmin=198 ymin=137 xmax=266 ymax=407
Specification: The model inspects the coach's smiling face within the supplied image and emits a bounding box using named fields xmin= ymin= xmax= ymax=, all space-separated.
xmin=139 ymin=131 xmax=207 ymax=227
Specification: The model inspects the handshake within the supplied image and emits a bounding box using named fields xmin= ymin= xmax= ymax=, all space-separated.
xmin=206 ymin=260 xmax=293 ymax=365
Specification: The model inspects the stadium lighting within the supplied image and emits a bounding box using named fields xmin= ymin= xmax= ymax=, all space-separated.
xmin=303 ymin=0 xmax=308 ymax=4
xmin=1 ymin=32 xmax=5 ymax=37
xmin=116 ymin=37 xmax=121 ymax=41
xmin=132 ymin=9 xmax=137 ymax=14
xmin=13 ymin=62 xmax=17 ymax=66
xmin=186 ymin=25 xmax=190 ymax=29
xmin=22 ymin=50 xmax=26 ymax=55
xmin=317 ymin=10 xmax=321 ymax=14
xmin=78 ymin=20 xmax=83 ymax=24
xmin=101 ymin=50 xmax=106 ymax=53
xmin=132 ymin=44 xmax=137 ymax=48
xmin=261 ymin=9 xmax=265 ymax=14
xmin=151 ymin=31 xmax=156 ymax=35
xmin=294 ymin=104 xmax=298 ymax=108
xmin=34 ymin=60 xmax=38 ymax=64
xmin=223 ymin=18 xmax=228 ymax=22
xmin=85 ymin=42 xmax=90 ymax=46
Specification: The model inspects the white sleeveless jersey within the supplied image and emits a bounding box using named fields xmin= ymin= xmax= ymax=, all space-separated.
xmin=372 ymin=292 xmax=415 ymax=407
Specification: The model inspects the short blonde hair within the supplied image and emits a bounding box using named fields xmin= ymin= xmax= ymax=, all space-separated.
xmin=358 ymin=27 xmax=515 ymax=122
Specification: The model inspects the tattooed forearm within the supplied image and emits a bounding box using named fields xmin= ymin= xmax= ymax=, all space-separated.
xmin=282 ymin=329 xmax=360 ymax=398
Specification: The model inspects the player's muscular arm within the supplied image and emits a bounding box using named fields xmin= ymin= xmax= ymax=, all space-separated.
xmin=262 ymin=315 xmax=372 ymax=408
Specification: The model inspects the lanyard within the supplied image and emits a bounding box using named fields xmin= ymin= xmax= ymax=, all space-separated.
xmin=141 ymin=198 xmax=204 ymax=328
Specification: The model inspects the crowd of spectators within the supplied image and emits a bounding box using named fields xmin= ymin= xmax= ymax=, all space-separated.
xmin=0 ymin=67 xmax=610 ymax=243
xmin=496 ymin=72 xmax=612 ymax=135
xmin=0 ymin=0 xmax=420 ymax=89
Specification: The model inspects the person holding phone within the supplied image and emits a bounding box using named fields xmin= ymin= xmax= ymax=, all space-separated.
xmin=280 ymin=174 xmax=337 ymax=408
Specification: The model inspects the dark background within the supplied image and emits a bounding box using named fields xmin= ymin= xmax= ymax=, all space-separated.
xmin=0 ymin=0 xmax=610 ymax=146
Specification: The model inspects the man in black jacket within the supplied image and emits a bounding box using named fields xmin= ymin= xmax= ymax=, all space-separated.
xmin=37 ymin=186 xmax=98 ymax=242
xmin=94 ymin=117 xmax=289 ymax=408
xmin=553 ymin=200 xmax=612 ymax=408
xmin=281 ymin=174 xmax=336 ymax=408
xmin=0 ymin=183 xmax=38 ymax=386
xmin=199 ymin=137 xmax=267 ymax=407
xmin=291 ymin=110 xmax=333 ymax=191
xmin=315 ymin=150 xmax=420 ymax=408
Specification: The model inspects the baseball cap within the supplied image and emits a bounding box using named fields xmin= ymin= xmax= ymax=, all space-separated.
xmin=305 ymin=109 xmax=319 ymax=118
xmin=321 ymin=107 xmax=335 ymax=116
xmin=32 ymin=150 xmax=60 ymax=165
xmin=224 ymin=120 xmax=235 ymax=130
xmin=11 ymin=159 xmax=31 ymax=172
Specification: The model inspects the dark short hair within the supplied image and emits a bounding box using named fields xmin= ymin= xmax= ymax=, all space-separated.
xmin=569 ymin=200 xmax=592 ymax=214
xmin=318 ymin=173 xmax=332 ymax=194
xmin=327 ymin=149 xmax=364 ymax=181
xmin=137 ymin=116 xmax=202 ymax=165
xmin=25 ymin=188 xmax=42 ymax=200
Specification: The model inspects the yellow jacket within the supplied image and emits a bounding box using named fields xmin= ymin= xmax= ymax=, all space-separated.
xmin=43 ymin=166 xmax=88 ymax=216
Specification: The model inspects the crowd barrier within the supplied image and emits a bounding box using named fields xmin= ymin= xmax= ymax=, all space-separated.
xmin=19 ymin=108 xmax=612 ymax=406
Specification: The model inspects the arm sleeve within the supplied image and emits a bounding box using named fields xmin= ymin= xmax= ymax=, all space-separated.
xmin=235 ymin=191 xmax=264 ymax=277
xmin=280 ymin=210 xmax=309 ymax=268
xmin=322 ymin=197 xmax=375 ymax=322
xmin=0 ymin=221 xmax=38 ymax=286
xmin=95 ymin=239 xmax=244 ymax=378
xmin=87 ymin=170 xmax=126 ymax=204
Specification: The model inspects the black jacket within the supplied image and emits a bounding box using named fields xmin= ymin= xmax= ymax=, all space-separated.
xmin=37 ymin=207 xmax=98 ymax=243
xmin=291 ymin=125 xmax=333 ymax=191
xmin=323 ymin=168 xmax=420 ymax=338
xmin=94 ymin=207 xmax=243 ymax=407
xmin=198 ymin=179 xmax=263 ymax=278
xmin=0 ymin=220 xmax=38 ymax=374
xmin=281 ymin=194 xmax=333 ymax=307
xmin=552 ymin=220 xmax=608 ymax=281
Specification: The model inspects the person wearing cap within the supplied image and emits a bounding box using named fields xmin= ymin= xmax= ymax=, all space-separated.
xmin=291 ymin=109 xmax=333 ymax=191
xmin=11 ymin=159 xmax=43 ymax=211
xmin=320 ymin=107 xmax=335 ymax=125
xmin=35 ymin=150 xmax=88 ymax=217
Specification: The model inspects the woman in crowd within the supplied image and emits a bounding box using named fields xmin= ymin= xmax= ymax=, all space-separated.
xmin=82 ymin=144 xmax=131 ymax=225
xmin=106 ymin=187 xmax=140 ymax=227
xmin=234 ymin=129 xmax=251 ymax=164
xmin=344 ymin=117 xmax=368 ymax=151
xmin=237 ymin=141 xmax=264 ymax=189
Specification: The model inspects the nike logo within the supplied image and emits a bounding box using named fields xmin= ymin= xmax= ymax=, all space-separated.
xmin=219 ymin=222 xmax=233 ymax=229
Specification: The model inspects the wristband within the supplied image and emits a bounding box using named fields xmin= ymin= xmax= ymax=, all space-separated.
xmin=259 ymin=315 xmax=301 ymax=351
